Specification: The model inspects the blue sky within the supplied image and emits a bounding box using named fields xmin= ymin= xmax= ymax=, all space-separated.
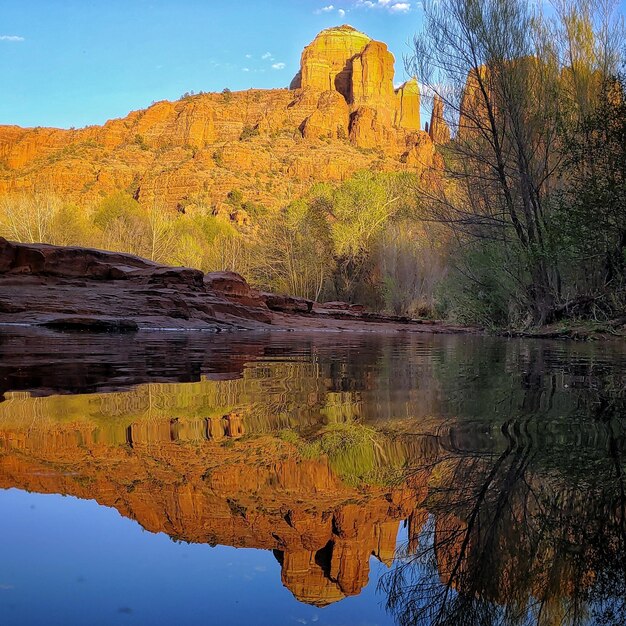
xmin=0 ymin=0 xmax=424 ymax=129
xmin=1 ymin=1 xmax=625 ymax=130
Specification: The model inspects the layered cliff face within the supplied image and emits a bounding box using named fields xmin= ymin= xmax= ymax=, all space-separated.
xmin=291 ymin=24 xmax=373 ymax=97
xmin=0 ymin=25 xmax=444 ymax=212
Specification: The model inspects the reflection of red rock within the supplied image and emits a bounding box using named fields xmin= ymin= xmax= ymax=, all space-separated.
xmin=0 ymin=419 xmax=432 ymax=607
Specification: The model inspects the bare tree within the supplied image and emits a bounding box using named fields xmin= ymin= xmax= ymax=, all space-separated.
xmin=407 ymin=0 xmax=623 ymax=324
xmin=0 ymin=193 xmax=61 ymax=243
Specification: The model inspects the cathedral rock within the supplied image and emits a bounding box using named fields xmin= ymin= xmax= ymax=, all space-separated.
xmin=294 ymin=25 xmax=422 ymax=142
xmin=0 ymin=25 xmax=446 ymax=212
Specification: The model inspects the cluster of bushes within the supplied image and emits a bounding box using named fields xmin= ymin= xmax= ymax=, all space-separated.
xmin=0 ymin=172 xmax=449 ymax=317
xmin=250 ymin=172 xmax=449 ymax=314
xmin=0 ymin=190 xmax=248 ymax=274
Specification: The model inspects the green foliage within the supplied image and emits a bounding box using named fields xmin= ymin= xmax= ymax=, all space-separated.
xmin=239 ymin=125 xmax=259 ymax=141
xmin=0 ymin=170 xmax=443 ymax=316
xmin=134 ymin=134 xmax=148 ymax=150
xmin=252 ymin=197 xmax=334 ymax=300
xmin=212 ymin=150 xmax=224 ymax=167
xmin=551 ymin=75 xmax=626 ymax=314
xmin=277 ymin=423 xmax=402 ymax=487
xmin=50 ymin=203 xmax=91 ymax=247
xmin=241 ymin=200 xmax=267 ymax=218
xmin=437 ymin=241 xmax=525 ymax=328
xmin=226 ymin=189 xmax=244 ymax=207
xmin=92 ymin=191 xmax=142 ymax=230
xmin=442 ymin=75 xmax=626 ymax=328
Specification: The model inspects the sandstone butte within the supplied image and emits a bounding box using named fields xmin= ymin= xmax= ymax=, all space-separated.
xmin=0 ymin=25 xmax=448 ymax=215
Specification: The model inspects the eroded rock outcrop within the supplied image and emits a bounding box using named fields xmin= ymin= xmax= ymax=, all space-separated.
xmin=0 ymin=26 xmax=442 ymax=211
xmin=429 ymin=94 xmax=451 ymax=144
xmin=301 ymin=90 xmax=350 ymax=140
xmin=395 ymin=78 xmax=421 ymax=131
xmin=295 ymin=25 xmax=427 ymax=151
xmin=351 ymin=40 xmax=396 ymax=111
xmin=0 ymin=238 xmax=472 ymax=333
xmin=293 ymin=25 xmax=373 ymax=97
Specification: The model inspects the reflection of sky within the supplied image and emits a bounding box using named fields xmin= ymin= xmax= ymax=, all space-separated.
xmin=0 ymin=488 xmax=396 ymax=626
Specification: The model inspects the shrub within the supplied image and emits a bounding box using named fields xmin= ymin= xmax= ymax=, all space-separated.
xmin=239 ymin=125 xmax=259 ymax=141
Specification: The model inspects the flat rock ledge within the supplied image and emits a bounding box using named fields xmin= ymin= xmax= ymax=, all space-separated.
xmin=0 ymin=238 xmax=474 ymax=334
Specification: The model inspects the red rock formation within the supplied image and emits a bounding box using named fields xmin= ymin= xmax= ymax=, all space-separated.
xmin=0 ymin=26 xmax=442 ymax=210
xmin=301 ymin=90 xmax=350 ymax=140
xmin=458 ymin=66 xmax=491 ymax=140
xmin=351 ymin=41 xmax=396 ymax=112
xmin=295 ymin=25 xmax=373 ymax=97
xmin=293 ymin=25 xmax=429 ymax=153
xmin=0 ymin=238 xmax=475 ymax=333
xmin=395 ymin=78 xmax=421 ymax=131
xmin=429 ymin=94 xmax=451 ymax=144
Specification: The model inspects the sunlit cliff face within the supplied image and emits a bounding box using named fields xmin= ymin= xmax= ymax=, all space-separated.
xmin=0 ymin=25 xmax=442 ymax=212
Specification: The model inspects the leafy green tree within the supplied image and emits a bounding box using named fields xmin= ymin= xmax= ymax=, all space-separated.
xmin=409 ymin=0 xmax=623 ymax=325
xmin=552 ymin=75 xmax=626 ymax=317
xmin=0 ymin=192 xmax=61 ymax=243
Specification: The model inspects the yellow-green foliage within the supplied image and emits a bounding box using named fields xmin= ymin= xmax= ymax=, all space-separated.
xmin=279 ymin=422 xmax=408 ymax=487
xmin=0 ymin=170 xmax=450 ymax=315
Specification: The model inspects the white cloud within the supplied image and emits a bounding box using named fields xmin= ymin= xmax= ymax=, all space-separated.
xmin=242 ymin=67 xmax=250 ymax=72
xmin=271 ymin=62 xmax=286 ymax=70
xmin=354 ymin=0 xmax=411 ymax=12
xmin=245 ymin=53 xmax=252 ymax=59
xmin=315 ymin=4 xmax=348 ymax=16
xmin=261 ymin=52 xmax=273 ymax=60
xmin=0 ymin=35 xmax=24 ymax=42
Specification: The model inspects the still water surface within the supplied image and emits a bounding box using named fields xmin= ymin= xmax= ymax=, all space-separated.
xmin=0 ymin=329 xmax=625 ymax=626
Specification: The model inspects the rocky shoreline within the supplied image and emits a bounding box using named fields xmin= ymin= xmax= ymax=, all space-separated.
xmin=0 ymin=237 xmax=475 ymax=334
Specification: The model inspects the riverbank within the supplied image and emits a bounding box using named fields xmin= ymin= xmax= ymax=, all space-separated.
xmin=0 ymin=238 xmax=475 ymax=335
xmin=2 ymin=238 xmax=623 ymax=340
xmin=501 ymin=319 xmax=626 ymax=341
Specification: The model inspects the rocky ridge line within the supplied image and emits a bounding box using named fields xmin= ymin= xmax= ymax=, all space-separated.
xmin=0 ymin=25 xmax=446 ymax=214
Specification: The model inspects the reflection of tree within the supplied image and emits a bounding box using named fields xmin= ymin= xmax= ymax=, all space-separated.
xmin=382 ymin=349 xmax=626 ymax=626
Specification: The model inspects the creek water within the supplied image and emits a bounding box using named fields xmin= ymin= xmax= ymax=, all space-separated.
xmin=0 ymin=328 xmax=625 ymax=626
